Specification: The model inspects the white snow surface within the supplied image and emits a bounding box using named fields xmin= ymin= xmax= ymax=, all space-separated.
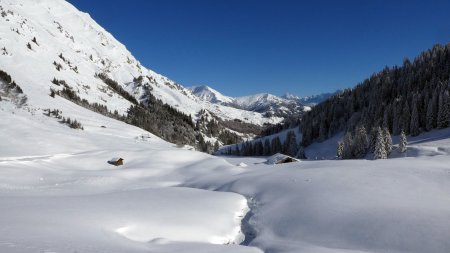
xmin=0 ymin=0 xmax=282 ymax=125
xmin=0 ymin=101 xmax=259 ymax=253
xmin=2 ymin=97 xmax=450 ymax=253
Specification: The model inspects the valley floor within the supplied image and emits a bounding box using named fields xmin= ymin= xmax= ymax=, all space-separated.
xmin=1 ymin=102 xmax=450 ymax=253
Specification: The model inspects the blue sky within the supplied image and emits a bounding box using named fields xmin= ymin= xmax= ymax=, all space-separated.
xmin=67 ymin=0 xmax=450 ymax=97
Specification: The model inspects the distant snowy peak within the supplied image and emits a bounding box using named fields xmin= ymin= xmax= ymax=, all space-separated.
xmin=299 ymin=90 xmax=342 ymax=106
xmin=281 ymin=93 xmax=300 ymax=100
xmin=188 ymin=85 xmax=234 ymax=105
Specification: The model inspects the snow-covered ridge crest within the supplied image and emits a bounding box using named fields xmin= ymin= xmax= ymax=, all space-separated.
xmin=0 ymin=0 xmax=282 ymax=126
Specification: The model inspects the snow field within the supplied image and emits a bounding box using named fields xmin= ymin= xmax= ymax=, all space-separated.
xmin=2 ymin=99 xmax=450 ymax=253
xmin=0 ymin=103 xmax=259 ymax=253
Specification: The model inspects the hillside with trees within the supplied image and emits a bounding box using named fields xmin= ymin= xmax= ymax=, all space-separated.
xmin=301 ymin=44 xmax=450 ymax=156
xmin=223 ymin=44 xmax=450 ymax=159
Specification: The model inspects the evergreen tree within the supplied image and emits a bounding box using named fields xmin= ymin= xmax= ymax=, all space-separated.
xmin=410 ymin=96 xmax=420 ymax=136
xmin=437 ymin=93 xmax=449 ymax=128
xmin=213 ymin=141 xmax=220 ymax=152
xmin=342 ymin=132 xmax=353 ymax=159
xmin=369 ymin=127 xmax=378 ymax=152
xmin=271 ymin=136 xmax=282 ymax=154
xmin=254 ymin=140 xmax=264 ymax=156
xmin=247 ymin=142 xmax=253 ymax=156
xmin=337 ymin=141 xmax=344 ymax=159
xmin=392 ymin=101 xmax=401 ymax=135
xmin=401 ymin=100 xmax=411 ymax=135
xmin=263 ymin=139 xmax=271 ymax=156
xmin=436 ymin=94 xmax=448 ymax=128
xmin=297 ymin=145 xmax=306 ymax=159
xmin=234 ymin=145 xmax=241 ymax=156
xmin=383 ymin=127 xmax=393 ymax=155
xmin=319 ymin=120 xmax=327 ymax=141
xmin=382 ymin=110 xmax=389 ymax=129
xmin=283 ymin=131 xmax=298 ymax=156
xmin=399 ymin=130 xmax=407 ymax=153
xmin=374 ymin=127 xmax=387 ymax=159
xmin=353 ymin=126 xmax=369 ymax=158
xmin=426 ymin=99 xmax=434 ymax=131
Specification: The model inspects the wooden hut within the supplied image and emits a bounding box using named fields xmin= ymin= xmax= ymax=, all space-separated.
xmin=108 ymin=157 xmax=124 ymax=166
xmin=266 ymin=153 xmax=299 ymax=165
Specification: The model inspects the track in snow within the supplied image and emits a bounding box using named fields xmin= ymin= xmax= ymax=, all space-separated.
xmin=240 ymin=196 xmax=258 ymax=246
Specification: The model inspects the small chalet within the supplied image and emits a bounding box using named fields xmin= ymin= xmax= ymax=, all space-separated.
xmin=108 ymin=157 xmax=124 ymax=166
xmin=266 ymin=153 xmax=300 ymax=165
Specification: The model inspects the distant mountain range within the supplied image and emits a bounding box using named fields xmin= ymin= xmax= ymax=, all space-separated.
xmin=189 ymin=85 xmax=338 ymax=118
xmin=298 ymin=90 xmax=342 ymax=106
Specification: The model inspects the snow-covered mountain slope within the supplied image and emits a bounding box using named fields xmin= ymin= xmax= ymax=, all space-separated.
xmin=0 ymin=0 xmax=281 ymax=127
xmin=190 ymin=85 xmax=305 ymax=118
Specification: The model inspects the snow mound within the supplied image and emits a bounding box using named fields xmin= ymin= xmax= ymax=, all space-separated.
xmin=237 ymin=162 xmax=248 ymax=167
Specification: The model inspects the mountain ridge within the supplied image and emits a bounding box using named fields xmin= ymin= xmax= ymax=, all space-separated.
xmin=0 ymin=0 xmax=285 ymax=151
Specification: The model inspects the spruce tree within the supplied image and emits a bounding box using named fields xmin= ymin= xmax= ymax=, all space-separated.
xmin=383 ymin=127 xmax=393 ymax=155
xmin=353 ymin=126 xmax=369 ymax=158
xmin=401 ymin=100 xmax=411 ymax=134
xmin=342 ymin=132 xmax=353 ymax=159
xmin=399 ymin=130 xmax=407 ymax=153
xmin=369 ymin=127 xmax=377 ymax=152
xmin=254 ymin=140 xmax=264 ymax=156
xmin=263 ymin=139 xmax=271 ymax=156
xmin=437 ymin=93 xmax=449 ymax=128
xmin=297 ymin=145 xmax=306 ymax=159
xmin=410 ymin=97 xmax=420 ymax=136
xmin=271 ymin=137 xmax=282 ymax=154
xmin=234 ymin=145 xmax=241 ymax=156
xmin=213 ymin=141 xmax=220 ymax=152
xmin=426 ymin=99 xmax=434 ymax=131
xmin=337 ymin=141 xmax=344 ymax=159
xmin=374 ymin=127 xmax=387 ymax=159
xmin=283 ymin=131 xmax=298 ymax=156
xmin=392 ymin=101 xmax=401 ymax=135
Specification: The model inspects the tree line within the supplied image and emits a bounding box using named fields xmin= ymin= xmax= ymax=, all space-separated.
xmin=222 ymin=130 xmax=306 ymax=158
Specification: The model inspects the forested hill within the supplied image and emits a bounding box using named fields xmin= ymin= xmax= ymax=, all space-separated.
xmin=301 ymin=43 xmax=450 ymax=146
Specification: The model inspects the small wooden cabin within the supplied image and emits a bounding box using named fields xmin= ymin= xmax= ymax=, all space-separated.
xmin=108 ymin=157 xmax=124 ymax=166
xmin=266 ymin=153 xmax=300 ymax=165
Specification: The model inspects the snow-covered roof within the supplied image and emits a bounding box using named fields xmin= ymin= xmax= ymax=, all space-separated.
xmin=109 ymin=157 xmax=123 ymax=162
xmin=266 ymin=153 xmax=299 ymax=165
